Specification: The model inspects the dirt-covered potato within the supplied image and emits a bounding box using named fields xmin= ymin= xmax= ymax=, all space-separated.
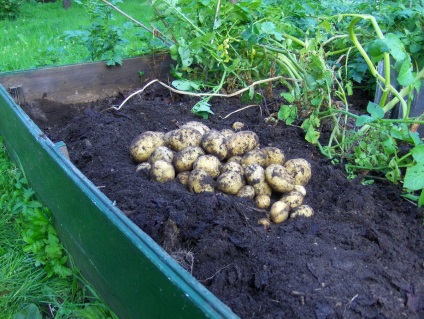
xmin=291 ymin=205 xmax=314 ymax=218
xmin=226 ymin=131 xmax=259 ymax=157
xmin=201 ymin=130 xmax=228 ymax=161
xmin=135 ymin=162 xmax=151 ymax=174
xmin=188 ymin=169 xmax=215 ymax=193
xmin=284 ymin=158 xmax=312 ymax=186
xmin=255 ymin=194 xmax=271 ymax=209
xmin=220 ymin=129 xmax=234 ymax=139
xmin=265 ymin=164 xmax=295 ymax=193
xmin=240 ymin=149 xmax=266 ymax=168
xmin=217 ymin=171 xmax=244 ymax=195
xmin=173 ymin=146 xmax=205 ymax=172
xmin=150 ymin=160 xmax=175 ymax=183
xmin=262 ymin=146 xmax=286 ymax=166
xmin=193 ymin=155 xmax=222 ymax=179
xmin=148 ymin=146 xmax=174 ymax=164
xmin=166 ymin=128 xmax=203 ymax=151
xmin=244 ymin=164 xmax=265 ymax=185
xmin=176 ymin=171 xmax=191 ymax=186
xmin=252 ymin=181 xmax=272 ymax=196
xmin=226 ymin=156 xmax=242 ymax=164
xmin=257 ymin=218 xmax=271 ymax=228
xmin=231 ymin=121 xmax=245 ymax=131
xmin=236 ymin=185 xmax=255 ymax=200
xmin=280 ymin=190 xmax=304 ymax=208
xmin=129 ymin=131 xmax=165 ymax=163
xmin=270 ymin=201 xmax=290 ymax=224
xmin=294 ymin=185 xmax=307 ymax=196
xmin=181 ymin=121 xmax=210 ymax=135
xmin=221 ymin=161 xmax=244 ymax=175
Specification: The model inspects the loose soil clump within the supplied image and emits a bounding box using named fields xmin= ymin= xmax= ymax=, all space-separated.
xmin=35 ymin=84 xmax=424 ymax=319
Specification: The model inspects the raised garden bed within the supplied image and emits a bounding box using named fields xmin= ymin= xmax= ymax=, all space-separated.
xmin=1 ymin=57 xmax=424 ymax=319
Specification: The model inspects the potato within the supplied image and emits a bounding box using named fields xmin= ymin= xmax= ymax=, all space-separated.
xmin=201 ymin=130 xmax=228 ymax=161
xmin=150 ymin=160 xmax=175 ymax=183
xmin=176 ymin=171 xmax=191 ymax=186
xmin=217 ymin=171 xmax=244 ymax=195
xmin=252 ymin=181 xmax=272 ymax=196
xmin=193 ymin=155 xmax=222 ymax=179
xmin=244 ymin=164 xmax=265 ymax=185
xmin=255 ymin=194 xmax=271 ymax=209
xmin=173 ymin=146 xmax=205 ymax=172
xmin=148 ymin=146 xmax=174 ymax=164
xmin=262 ymin=147 xmax=286 ymax=166
xmin=129 ymin=131 xmax=165 ymax=163
xmin=293 ymin=185 xmax=307 ymax=196
xmin=181 ymin=121 xmax=210 ymax=135
xmin=240 ymin=149 xmax=266 ymax=168
xmin=280 ymin=190 xmax=304 ymax=208
xmin=220 ymin=129 xmax=234 ymax=139
xmin=166 ymin=128 xmax=203 ymax=151
xmin=236 ymin=185 xmax=255 ymax=200
xmin=226 ymin=130 xmax=259 ymax=157
xmin=221 ymin=161 xmax=244 ymax=175
xmin=284 ymin=158 xmax=312 ymax=186
xmin=188 ymin=169 xmax=215 ymax=193
xmin=270 ymin=201 xmax=290 ymax=224
xmin=291 ymin=205 xmax=314 ymax=218
xmin=257 ymin=217 xmax=271 ymax=228
xmin=265 ymin=164 xmax=295 ymax=193
xmin=231 ymin=121 xmax=245 ymax=131
xmin=226 ymin=156 xmax=242 ymax=164
xmin=136 ymin=162 xmax=151 ymax=172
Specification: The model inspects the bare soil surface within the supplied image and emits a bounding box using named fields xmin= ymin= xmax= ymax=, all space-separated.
xmin=32 ymin=84 xmax=424 ymax=319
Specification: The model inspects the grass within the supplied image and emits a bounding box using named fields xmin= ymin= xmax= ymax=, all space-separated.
xmin=0 ymin=0 xmax=155 ymax=72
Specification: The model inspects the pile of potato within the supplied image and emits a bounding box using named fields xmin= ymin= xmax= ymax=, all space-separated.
xmin=129 ymin=121 xmax=314 ymax=225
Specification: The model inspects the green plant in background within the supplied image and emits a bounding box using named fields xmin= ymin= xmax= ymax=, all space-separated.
xmin=0 ymin=138 xmax=118 ymax=318
xmin=0 ymin=0 xmax=22 ymax=20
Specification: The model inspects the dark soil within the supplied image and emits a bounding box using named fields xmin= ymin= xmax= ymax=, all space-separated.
xmin=33 ymin=84 xmax=424 ymax=319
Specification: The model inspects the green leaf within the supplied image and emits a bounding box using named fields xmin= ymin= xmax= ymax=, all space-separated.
xmin=355 ymin=115 xmax=374 ymax=126
xmin=304 ymin=125 xmax=320 ymax=144
xmin=277 ymin=105 xmax=297 ymax=125
xmin=172 ymin=80 xmax=200 ymax=92
xmin=419 ymin=189 xmax=424 ymax=207
xmin=411 ymin=145 xmax=424 ymax=163
xmin=280 ymin=92 xmax=295 ymax=103
xmin=397 ymin=59 xmax=415 ymax=86
xmin=12 ymin=304 xmax=42 ymax=319
xmin=385 ymin=33 xmax=407 ymax=62
xmin=192 ymin=100 xmax=214 ymax=119
xmin=367 ymin=101 xmax=385 ymax=119
xmin=368 ymin=39 xmax=389 ymax=58
xmin=404 ymin=163 xmax=424 ymax=190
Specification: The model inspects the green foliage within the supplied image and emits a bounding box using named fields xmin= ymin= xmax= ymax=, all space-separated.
xmin=65 ymin=0 xmax=131 ymax=65
xmin=0 ymin=0 xmax=21 ymax=20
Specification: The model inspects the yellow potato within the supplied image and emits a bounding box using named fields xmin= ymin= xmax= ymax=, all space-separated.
xmin=284 ymin=158 xmax=312 ymax=186
xmin=217 ymin=171 xmax=244 ymax=195
xmin=255 ymin=194 xmax=271 ymax=209
xmin=252 ymin=181 xmax=272 ymax=196
xmin=173 ymin=146 xmax=205 ymax=172
xmin=231 ymin=121 xmax=245 ymax=131
xmin=257 ymin=218 xmax=271 ymax=228
xmin=262 ymin=146 xmax=286 ymax=166
xmin=240 ymin=149 xmax=266 ymax=168
xmin=193 ymin=155 xmax=222 ymax=179
xmin=293 ymin=185 xmax=307 ymax=196
xmin=166 ymin=128 xmax=203 ymax=151
xmin=188 ymin=169 xmax=215 ymax=193
xmin=135 ymin=162 xmax=151 ymax=174
xmin=129 ymin=131 xmax=165 ymax=163
xmin=181 ymin=121 xmax=210 ymax=135
xmin=280 ymin=190 xmax=304 ymax=208
xmin=265 ymin=164 xmax=295 ymax=193
xmin=270 ymin=201 xmax=290 ymax=224
xmin=291 ymin=205 xmax=314 ymax=218
xmin=201 ymin=130 xmax=228 ymax=161
xmin=226 ymin=130 xmax=259 ymax=157
xmin=236 ymin=185 xmax=255 ymax=200
xmin=176 ymin=171 xmax=191 ymax=186
xmin=220 ymin=129 xmax=234 ymax=139
xmin=148 ymin=146 xmax=174 ymax=164
xmin=226 ymin=156 xmax=242 ymax=164
xmin=244 ymin=164 xmax=265 ymax=185
xmin=221 ymin=161 xmax=244 ymax=175
xmin=150 ymin=160 xmax=175 ymax=183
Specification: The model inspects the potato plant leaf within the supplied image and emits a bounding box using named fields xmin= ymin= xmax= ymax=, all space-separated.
xmin=411 ymin=144 xmax=424 ymax=163
xmin=367 ymin=101 xmax=385 ymax=119
xmin=404 ymin=163 xmax=424 ymax=191
xmin=397 ymin=59 xmax=415 ymax=86
xmin=385 ymin=33 xmax=407 ymax=62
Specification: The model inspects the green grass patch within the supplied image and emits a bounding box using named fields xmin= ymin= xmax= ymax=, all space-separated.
xmin=0 ymin=0 xmax=155 ymax=72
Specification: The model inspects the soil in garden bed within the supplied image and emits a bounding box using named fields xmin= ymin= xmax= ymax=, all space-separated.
xmin=33 ymin=84 xmax=424 ymax=319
